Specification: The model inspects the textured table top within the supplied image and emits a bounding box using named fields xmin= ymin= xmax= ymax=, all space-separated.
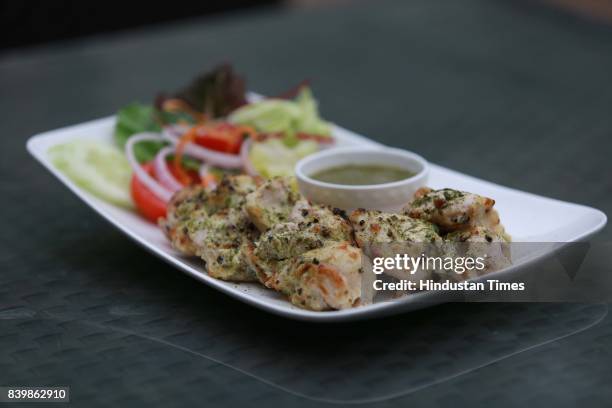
xmin=1 ymin=0 xmax=612 ymax=406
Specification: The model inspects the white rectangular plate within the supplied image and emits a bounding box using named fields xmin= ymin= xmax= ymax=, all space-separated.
xmin=27 ymin=116 xmax=607 ymax=321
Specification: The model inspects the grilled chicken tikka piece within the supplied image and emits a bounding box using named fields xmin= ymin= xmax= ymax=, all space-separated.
xmin=161 ymin=175 xmax=261 ymax=255
xmin=245 ymin=177 xmax=354 ymax=276
xmin=278 ymin=242 xmax=362 ymax=310
xmin=245 ymin=177 xmax=301 ymax=232
xmin=248 ymin=204 xmax=354 ymax=287
xmin=349 ymin=209 xmax=442 ymax=280
xmin=349 ymin=209 xmax=441 ymax=247
xmin=443 ymin=225 xmax=512 ymax=279
xmin=160 ymin=185 xmax=208 ymax=256
xmin=244 ymin=177 xmax=363 ymax=310
xmin=160 ymin=175 xmax=262 ymax=281
xmin=404 ymin=187 xmax=510 ymax=240
xmin=187 ymin=207 xmax=260 ymax=281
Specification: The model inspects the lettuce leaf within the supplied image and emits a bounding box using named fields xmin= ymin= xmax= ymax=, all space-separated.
xmin=114 ymin=103 xmax=164 ymax=163
xmin=228 ymin=87 xmax=331 ymax=141
xmin=249 ymin=138 xmax=319 ymax=178
xmin=158 ymin=64 xmax=247 ymax=121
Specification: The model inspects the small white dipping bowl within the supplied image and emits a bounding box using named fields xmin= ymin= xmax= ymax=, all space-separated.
xmin=295 ymin=147 xmax=429 ymax=212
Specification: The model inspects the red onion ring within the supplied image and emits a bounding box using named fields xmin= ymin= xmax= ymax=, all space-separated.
xmin=154 ymin=146 xmax=183 ymax=192
xmin=125 ymin=133 xmax=173 ymax=202
xmin=183 ymin=143 xmax=243 ymax=169
xmin=162 ymin=124 xmax=189 ymax=139
xmin=240 ymin=138 xmax=259 ymax=176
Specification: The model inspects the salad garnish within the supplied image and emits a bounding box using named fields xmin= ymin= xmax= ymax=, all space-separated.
xmin=51 ymin=64 xmax=335 ymax=223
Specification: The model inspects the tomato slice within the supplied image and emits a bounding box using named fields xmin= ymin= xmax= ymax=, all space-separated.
xmin=131 ymin=162 xmax=167 ymax=223
xmin=167 ymin=162 xmax=200 ymax=185
xmin=193 ymin=126 xmax=244 ymax=154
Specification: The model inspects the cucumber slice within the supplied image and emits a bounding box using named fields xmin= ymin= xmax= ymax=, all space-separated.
xmin=48 ymin=140 xmax=134 ymax=208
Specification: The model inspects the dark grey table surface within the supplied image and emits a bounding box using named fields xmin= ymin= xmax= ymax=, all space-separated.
xmin=1 ymin=0 xmax=612 ymax=407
